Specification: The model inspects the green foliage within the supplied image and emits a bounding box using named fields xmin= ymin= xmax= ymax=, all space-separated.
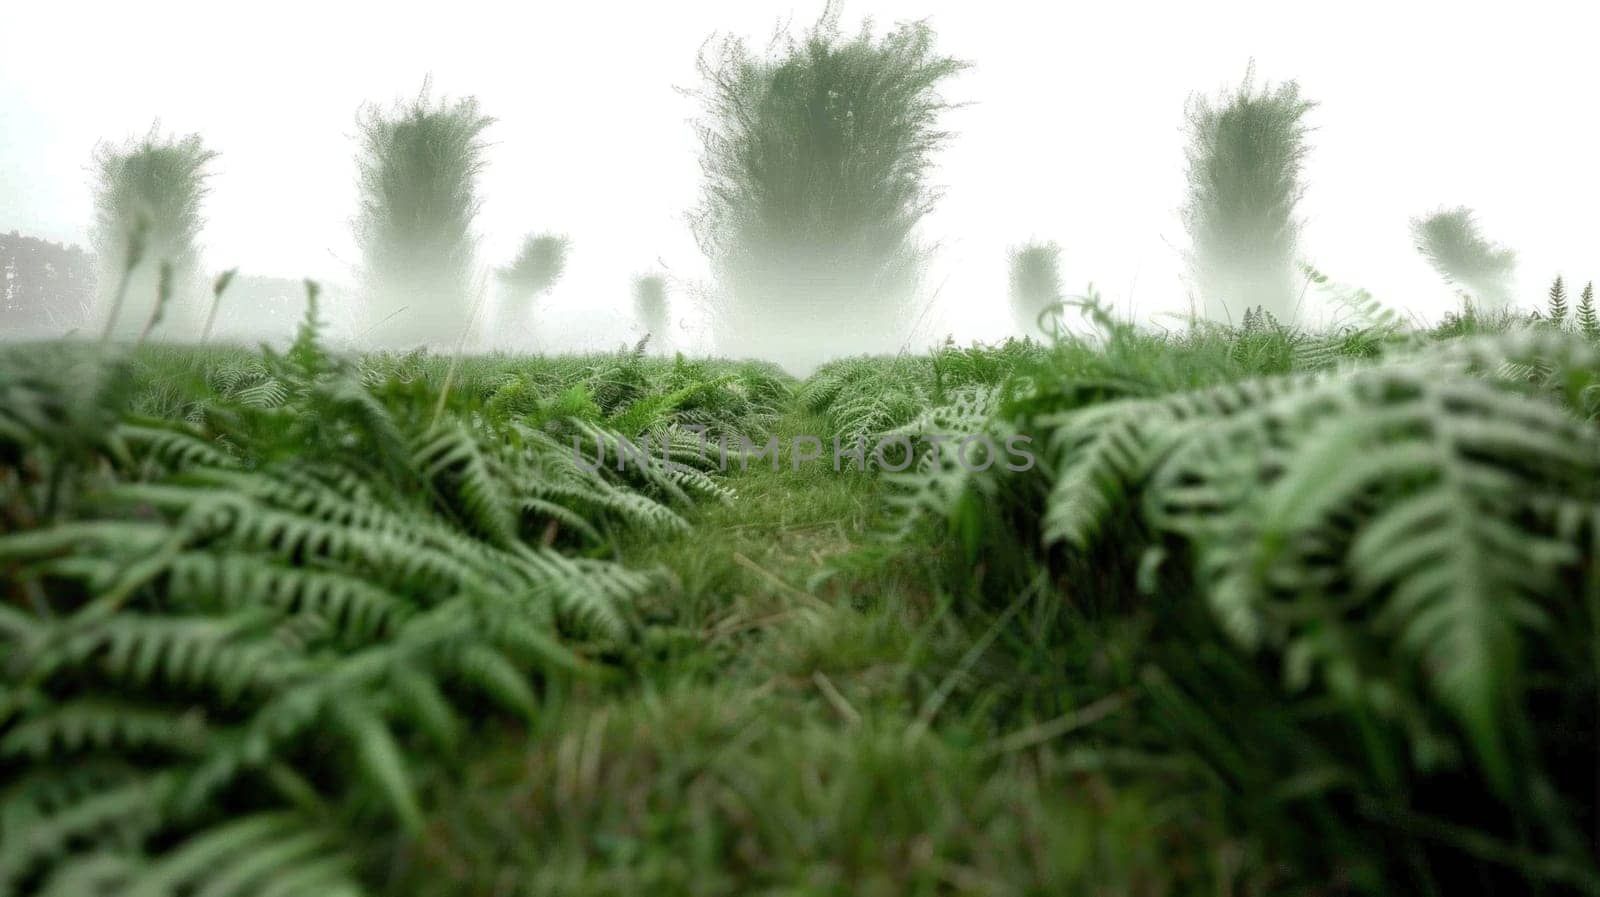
xmin=12 ymin=247 xmax=1600 ymax=894
xmin=1411 ymin=206 xmax=1517 ymax=309
xmin=25 ymin=36 xmax=1600 ymax=896
xmin=406 ymin=682 xmax=1243 ymax=897
xmin=0 ymin=288 xmax=782 ymax=895
xmin=1028 ymin=333 xmax=1600 ymax=884
xmin=498 ymin=233 xmax=570 ymax=301
xmin=354 ymin=80 xmax=494 ymax=348
xmin=1182 ymin=63 xmax=1314 ymax=321
xmin=810 ymin=307 xmax=1600 ymax=893
xmin=632 ymin=274 xmax=669 ymax=344
xmin=90 ymin=124 xmax=218 ymax=339
xmin=1008 ymin=241 xmax=1063 ymax=336
xmin=1548 ymin=274 xmax=1569 ymax=326
xmin=690 ymin=4 xmax=966 ymax=364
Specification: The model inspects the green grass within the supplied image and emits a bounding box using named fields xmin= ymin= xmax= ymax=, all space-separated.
xmin=397 ymin=406 xmax=1253 ymax=897
xmin=5 ymin=296 xmax=1600 ymax=895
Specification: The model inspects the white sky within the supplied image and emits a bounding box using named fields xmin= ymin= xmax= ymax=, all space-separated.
xmin=3 ymin=0 xmax=1598 ymax=351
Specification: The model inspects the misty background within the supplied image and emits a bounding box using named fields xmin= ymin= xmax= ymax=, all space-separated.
xmin=2 ymin=0 xmax=1597 ymax=353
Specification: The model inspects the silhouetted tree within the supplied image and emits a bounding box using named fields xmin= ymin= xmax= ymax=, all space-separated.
xmin=1182 ymin=63 xmax=1315 ymax=322
xmin=498 ymin=233 xmax=569 ymax=301
xmin=355 ymin=80 xmax=493 ymax=347
xmin=90 ymin=124 xmax=216 ymax=338
xmin=1008 ymin=241 xmax=1062 ymax=337
xmin=633 ymin=273 xmax=669 ymax=345
xmin=691 ymin=5 xmax=965 ymax=366
xmin=1410 ymin=207 xmax=1517 ymax=309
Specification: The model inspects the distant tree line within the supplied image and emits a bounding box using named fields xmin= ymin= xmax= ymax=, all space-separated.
xmin=0 ymin=227 xmax=356 ymax=342
xmin=1 ymin=11 xmax=1579 ymax=353
xmin=0 ymin=231 xmax=96 ymax=335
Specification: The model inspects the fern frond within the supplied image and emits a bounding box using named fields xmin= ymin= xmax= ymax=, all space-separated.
xmin=120 ymin=421 xmax=237 ymax=472
xmin=126 ymin=811 xmax=362 ymax=897
xmin=1 ymin=700 xmax=210 ymax=760
xmin=331 ymin=699 xmax=423 ymax=834
xmin=412 ymin=422 xmax=519 ymax=549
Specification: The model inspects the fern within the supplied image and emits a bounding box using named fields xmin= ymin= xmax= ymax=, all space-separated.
xmin=880 ymin=386 xmax=1008 ymax=536
xmin=844 ymin=327 xmax=1600 ymax=888
xmin=0 ymin=292 xmax=758 ymax=895
xmin=1548 ymin=275 xmax=1570 ymax=327
xmin=1579 ymin=282 xmax=1599 ymax=339
xmin=412 ymin=421 xmax=520 ymax=549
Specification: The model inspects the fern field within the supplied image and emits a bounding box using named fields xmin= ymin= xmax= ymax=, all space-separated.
xmin=3 ymin=288 xmax=1600 ymax=895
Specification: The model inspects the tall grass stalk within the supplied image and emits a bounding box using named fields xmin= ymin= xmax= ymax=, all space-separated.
xmin=431 ymin=274 xmax=493 ymax=433
xmin=97 ymin=221 xmax=148 ymax=345
xmin=134 ymin=261 xmax=175 ymax=348
xmin=199 ymin=268 xmax=238 ymax=343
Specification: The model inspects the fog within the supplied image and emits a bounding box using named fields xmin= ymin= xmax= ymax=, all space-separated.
xmin=3 ymin=0 xmax=1598 ymax=359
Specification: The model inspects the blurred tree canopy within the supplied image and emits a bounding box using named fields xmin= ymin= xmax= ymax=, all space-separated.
xmin=691 ymin=5 xmax=965 ymax=365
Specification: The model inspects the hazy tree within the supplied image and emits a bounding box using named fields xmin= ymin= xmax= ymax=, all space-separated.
xmin=1410 ymin=207 xmax=1517 ymax=309
xmin=0 ymin=231 xmax=96 ymax=335
xmin=491 ymin=233 xmax=569 ymax=349
xmin=691 ymin=5 xmax=966 ymax=366
xmin=90 ymin=125 xmax=216 ymax=338
xmin=1182 ymin=64 xmax=1315 ymax=322
xmin=1008 ymin=241 xmax=1062 ymax=337
xmin=633 ymin=273 xmax=669 ymax=346
xmin=498 ymin=233 xmax=570 ymax=300
xmin=1547 ymin=275 xmax=1569 ymax=327
xmin=1578 ymin=281 xmax=1598 ymax=338
xmin=354 ymin=81 xmax=493 ymax=347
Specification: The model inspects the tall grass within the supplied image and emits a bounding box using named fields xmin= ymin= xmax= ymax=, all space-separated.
xmin=198 ymin=267 xmax=237 ymax=344
xmin=89 ymin=124 xmax=217 ymax=339
xmin=1411 ymin=206 xmax=1517 ymax=309
xmin=690 ymin=4 xmax=965 ymax=366
xmin=354 ymin=79 xmax=493 ymax=348
xmin=1182 ymin=63 xmax=1314 ymax=322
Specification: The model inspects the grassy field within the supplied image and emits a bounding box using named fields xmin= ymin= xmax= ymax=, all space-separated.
xmin=4 ymin=292 xmax=1600 ymax=895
